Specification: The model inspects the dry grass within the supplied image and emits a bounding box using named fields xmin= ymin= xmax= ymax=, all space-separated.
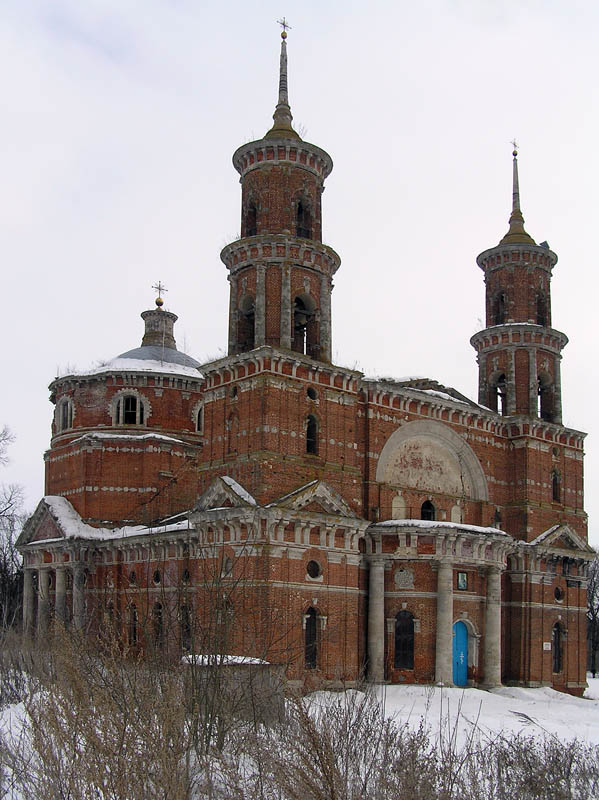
xmin=1 ymin=629 xmax=598 ymax=799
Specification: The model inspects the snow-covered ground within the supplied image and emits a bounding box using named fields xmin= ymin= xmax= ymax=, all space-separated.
xmin=360 ymin=677 xmax=599 ymax=749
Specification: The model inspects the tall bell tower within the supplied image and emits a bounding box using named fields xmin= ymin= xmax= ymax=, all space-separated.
xmin=471 ymin=148 xmax=567 ymax=423
xmin=221 ymin=28 xmax=340 ymax=363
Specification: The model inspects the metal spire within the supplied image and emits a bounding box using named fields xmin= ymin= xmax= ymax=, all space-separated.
xmin=265 ymin=20 xmax=301 ymax=140
xmin=500 ymin=142 xmax=536 ymax=245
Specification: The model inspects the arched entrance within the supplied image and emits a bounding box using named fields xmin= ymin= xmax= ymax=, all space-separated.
xmin=452 ymin=621 xmax=468 ymax=686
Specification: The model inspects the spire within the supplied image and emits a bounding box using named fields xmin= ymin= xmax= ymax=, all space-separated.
xmin=499 ymin=144 xmax=536 ymax=245
xmin=265 ymin=21 xmax=301 ymax=141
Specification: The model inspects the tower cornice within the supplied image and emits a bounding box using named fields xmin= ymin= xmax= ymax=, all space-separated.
xmin=476 ymin=242 xmax=557 ymax=273
xmin=470 ymin=324 xmax=568 ymax=354
xmin=232 ymin=137 xmax=333 ymax=180
xmin=220 ymin=234 xmax=341 ymax=277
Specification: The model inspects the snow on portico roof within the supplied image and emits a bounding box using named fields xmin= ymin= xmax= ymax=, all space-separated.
xmin=374 ymin=519 xmax=508 ymax=536
xmin=26 ymin=496 xmax=191 ymax=544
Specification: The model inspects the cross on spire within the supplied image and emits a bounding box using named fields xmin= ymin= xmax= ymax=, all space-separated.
xmin=152 ymin=281 xmax=168 ymax=309
xmin=277 ymin=17 xmax=291 ymax=35
xmin=510 ymin=138 xmax=519 ymax=156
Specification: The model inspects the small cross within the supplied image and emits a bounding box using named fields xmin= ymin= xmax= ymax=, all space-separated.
xmin=510 ymin=138 xmax=518 ymax=153
xmin=277 ymin=17 xmax=291 ymax=33
xmin=152 ymin=280 xmax=168 ymax=297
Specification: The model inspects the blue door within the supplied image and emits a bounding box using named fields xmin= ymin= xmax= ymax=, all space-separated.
xmin=452 ymin=621 xmax=468 ymax=686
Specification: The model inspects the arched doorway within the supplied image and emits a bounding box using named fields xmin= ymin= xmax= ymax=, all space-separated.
xmin=452 ymin=621 xmax=468 ymax=686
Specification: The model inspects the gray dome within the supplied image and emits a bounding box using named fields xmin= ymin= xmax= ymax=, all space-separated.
xmin=117 ymin=345 xmax=201 ymax=369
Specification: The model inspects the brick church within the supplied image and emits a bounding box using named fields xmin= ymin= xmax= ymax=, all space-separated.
xmin=18 ymin=32 xmax=593 ymax=693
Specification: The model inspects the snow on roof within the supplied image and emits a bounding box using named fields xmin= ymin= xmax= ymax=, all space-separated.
xmin=418 ymin=389 xmax=469 ymax=405
xmin=266 ymin=480 xmax=319 ymax=507
xmin=529 ymin=524 xmax=560 ymax=546
xmin=63 ymin=357 xmax=203 ymax=380
xmin=221 ymin=476 xmax=257 ymax=505
xmin=363 ymin=375 xmax=426 ymax=383
xmin=375 ymin=518 xmax=508 ymax=536
xmin=30 ymin=496 xmax=191 ymax=543
xmin=70 ymin=432 xmax=187 ymax=446
xmin=181 ymin=654 xmax=269 ymax=666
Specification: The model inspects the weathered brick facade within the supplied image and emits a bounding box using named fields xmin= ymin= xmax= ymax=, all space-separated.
xmin=18 ymin=36 xmax=593 ymax=694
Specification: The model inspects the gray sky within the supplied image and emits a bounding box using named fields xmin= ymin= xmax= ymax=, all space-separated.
xmin=3 ymin=0 xmax=598 ymax=545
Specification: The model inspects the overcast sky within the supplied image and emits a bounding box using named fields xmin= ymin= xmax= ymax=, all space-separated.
xmin=3 ymin=0 xmax=598 ymax=545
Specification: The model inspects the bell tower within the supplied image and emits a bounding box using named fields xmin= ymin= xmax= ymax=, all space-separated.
xmin=470 ymin=148 xmax=567 ymax=422
xmin=220 ymin=29 xmax=340 ymax=363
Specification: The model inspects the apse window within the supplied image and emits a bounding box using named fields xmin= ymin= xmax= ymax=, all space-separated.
xmin=59 ymin=398 xmax=73 ymax=431
xmin=457 ymin=572 xmax=468 ymax=591
xmin=116 ymin=394 xmax=145 ymax=425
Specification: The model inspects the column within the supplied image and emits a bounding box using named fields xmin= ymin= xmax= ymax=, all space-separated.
xmin=255 ymin=263 xmax=266 ymax=347
xmin=477 ymin=352 xmax=487 ymax=407
xmin=72 ymin=565 xmax=85 ymax=633
xmin=37 ymin=570 xmax=50 ymax=638
xmin=55 ymin=567 xmax=67 ymax=626
xmin=227 ymin=275 xmax=237 ymax=354
xmin=528 ymin=348 xmax=538 ymax=416
xmin=483 ymin=566 xmax=502 ymax=687
xmin=319 ymin=275 xmax=332 ymax=362
xmin=280 ymin=264 xmax=291 ymax=349
xmin=367 ymin=559 xmax=385 ymax=682
xmin=22 ymin=568 xmax=35 ymax=636
xmin=435 ymin=560 xmax=453 ymax=684
xmin=507 ymin=348 xmax=516 ymax=415
xmin=553 ymin=353 xmax=563 ymax=423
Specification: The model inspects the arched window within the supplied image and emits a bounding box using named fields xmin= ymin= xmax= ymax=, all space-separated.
xmin=421 ymin=500 xmax=435 ymax=521
xmin=296 ymin=200 xmax=311 ymax=239
xmin=59 ymin=398 xmax=73 ymax=431
xmin=552 ymin=470 xmax=561 ymax=503
xmin=226 ymin=412 xmax=239 ymax=454
xmin=128 ymin=604 xmax=138 ymax=647
xmin=116 ymin=395 xmax=145 ymax=425
xmin=196 ymin=405 xmax=204 ymax=433
xmin=493 ymin=292 xmax=507 ymax=325
xmin=246 ymin=201 xmax=257 ymax=237
xmin=489 ymin=374 xmax=507 ymax=416
xmin=552 ymin=623 xmax=563 ymax=673
xmin=304 ymin=607 xmax=317 ymax=669
xmin=238 ymin=295 xmax=255 ymax=351
xmin=180 ymin=604 xmax=191 ymax=651
xmin=306 ymin=414 xmax=318 ymax=455
xmin=537 ymin=375 xmax=554 ymax=422
xmin=536 ymin=293 xmax=547 ymax=326
xmin=153 ymin=602 xmax=164 ymax=649
xmin=394 ymin=611 xmax=414 ymax=669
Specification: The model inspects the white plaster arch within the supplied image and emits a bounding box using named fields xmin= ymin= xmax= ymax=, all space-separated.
xmin=375 ymin=420 xmax=488 ymax=502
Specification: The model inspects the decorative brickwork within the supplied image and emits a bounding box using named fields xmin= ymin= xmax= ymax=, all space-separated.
xmin=18 ymin=37 xmax=593 ymax=695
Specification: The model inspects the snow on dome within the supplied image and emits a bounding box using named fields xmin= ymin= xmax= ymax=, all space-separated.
xmin=70 ymin=354 xmax=202 ymax=380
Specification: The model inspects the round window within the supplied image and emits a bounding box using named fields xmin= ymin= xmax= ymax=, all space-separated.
xmin=554 ymin=586 xmax=564 ymax=602
xmin=307 ymin=387 xmax=317 ymax=400
xmin=306 ymin=560 xmax=321 ymax=579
